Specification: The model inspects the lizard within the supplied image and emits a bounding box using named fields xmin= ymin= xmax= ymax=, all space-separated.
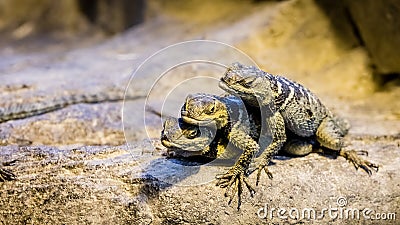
xmin=162 ymin=114 xmax=317 ymax=161
xmin=180 ymin=93 xmax=271 ymax=208
xmin=162 ymin=105 xmax=365 ymax=210
xmin=165 ymin=93 xmax=327 ymax=209
xmin=160 ymin=96 xmax=266 ymax=160
xmin=161 ymin=116 xmax=226 ymax=159
xmin=218 ymin=62 xmax=379 ymax=187
xmin=177 ymin=63 xmax=378 ymax=209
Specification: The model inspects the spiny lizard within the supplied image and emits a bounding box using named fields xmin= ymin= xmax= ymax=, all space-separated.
xmin=161 ymin=94 xmax=264 ymax=159
xmin=218 ymin=62 xmax=378 ymax=183
xmin=161 ymin=117 xmax=226 ymax=159
xmin=180 ymin=93 xmax=268 ymax=208
xmin=163 ymin=93 xmax=319 ymax=208
xmin=170 ymin=63 xmax=378 ymax=209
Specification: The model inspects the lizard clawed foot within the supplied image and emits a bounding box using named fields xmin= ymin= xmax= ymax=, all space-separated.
xmin=353 ymin=150 xmax=368 ymax=156
xmin=248 ymin=158 xmax=273 ymax=186
xmin=216 ymin=169 xmax=255 ymax=210
xmin=255 ymin=163 xmax=273 ymax=186
xmin=0 ymin=167 xmax=16 ymax=182
xmin=339 ymin=150 xmax=379 ymax=175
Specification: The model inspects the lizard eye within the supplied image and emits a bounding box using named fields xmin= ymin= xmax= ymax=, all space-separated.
xmin=206 ymin=102 xmax=216 ymax=114
xmin=238 ymin=77 xmax=254 ymax=88
xmin=188 ymin=129 xmax=198 ymax=138
xmin=238 ymin=80 xmax=250 ymax=87
xmin=184 ymin=129 xmax=198 ymax=139
xmin=207 ymin=105 xmax=215 ymax=114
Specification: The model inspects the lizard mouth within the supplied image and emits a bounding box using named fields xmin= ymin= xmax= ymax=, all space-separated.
xmin=161 ymin=134 xmax=206 ymax=155
xmin=181 ymin=115 xmax=214 ymax=126
xmin=220 ymin=77 xmax=256 ymax=97
xmin=218 ymin=79 xmax=236 ymax=93
xmin=161 ymin=138 xmax=182 ymax=149
xmin=164 ymin=144 xmax=204 ymax=158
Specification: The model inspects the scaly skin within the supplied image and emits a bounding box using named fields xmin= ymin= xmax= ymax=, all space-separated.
xmin=162 ymin=94 xmax=318 ymax=209
xmin=219 ymin=62 xmax=379 ymax=181
xmin=180 ymin=93 xmax=263 ymax=209
xmin=161 ymin=117 xmax=226 ymax=158
xmin=160 ymin=94 xmax=265 ymax=161
xmin=162 ymin=64 xmax=378 ymax=208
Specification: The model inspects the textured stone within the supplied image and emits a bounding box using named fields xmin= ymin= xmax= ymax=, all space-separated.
xmin=0 ymin=0 xmax=399 ymax=224
xmin=346 ymin=0 xmax=400 ymax=74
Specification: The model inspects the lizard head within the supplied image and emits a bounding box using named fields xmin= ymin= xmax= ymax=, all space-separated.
xmin=181 ymin=93 xmax=229 ymax=129
xmin=219 ymin=62 xmax=268 ymax=107
xmin=161 ymin=117 xmax=219 ymax=158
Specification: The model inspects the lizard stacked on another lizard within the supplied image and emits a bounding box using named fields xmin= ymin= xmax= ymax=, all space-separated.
xmin=175 ymin=94 xmax=304 ymax=207
xmin=161 ymin=62 xmax=379 ymax=209
xmin=161 ymin=117 xmax=226 ymax=159
xmin=161 ymin=94 xmax=267 ymax=161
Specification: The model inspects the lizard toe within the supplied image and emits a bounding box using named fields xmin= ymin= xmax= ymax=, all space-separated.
xmin=216 ymin=170 xmax=255 ymax=210
xmin=256 ymin=163 xmax=273 ymax=186
xmin=340 ymin=150 xmax=379 ymax=175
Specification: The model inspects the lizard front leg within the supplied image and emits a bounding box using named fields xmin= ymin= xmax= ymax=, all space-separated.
xmin=248 ymin=111 xmax=286 ymax=185
xmin=215 ymin=123 xmax=259 ymax=210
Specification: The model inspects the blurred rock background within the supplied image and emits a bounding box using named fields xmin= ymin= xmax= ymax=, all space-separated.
xmin=0 ymin=0 xmax=399 ymax=224
xmin=0 ymin=0 xmax=145 ymax=34
xmin=0 ymin=0 xmax=399 ymax=76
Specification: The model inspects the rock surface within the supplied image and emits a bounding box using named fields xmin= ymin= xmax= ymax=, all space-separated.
xmin=1 ymin=0 xmax=399 ymax=224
